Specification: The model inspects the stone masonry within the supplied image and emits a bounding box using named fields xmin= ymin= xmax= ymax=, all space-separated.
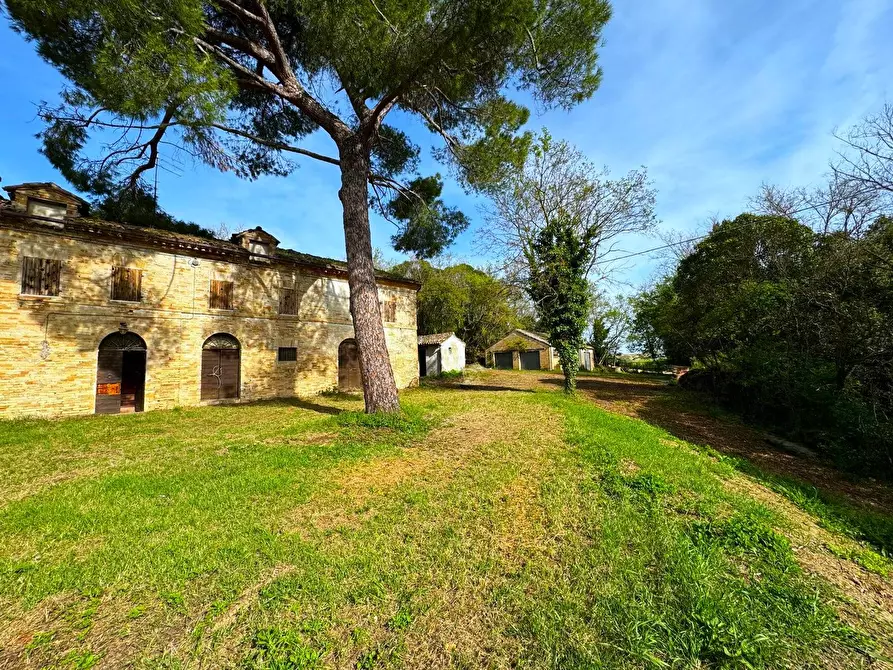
xmin=0 ymin=183 xmax=419 ymax=417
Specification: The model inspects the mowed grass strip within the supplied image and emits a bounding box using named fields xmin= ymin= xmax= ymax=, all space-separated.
xmin=0 ymin=386 xmax=882 ymax=668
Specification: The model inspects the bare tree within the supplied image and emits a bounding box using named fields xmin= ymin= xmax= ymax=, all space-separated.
xmin=749 ymin=176 xmax=884 ymax=237
xmin=834 ymin=102 xmax=893 ymax=198
xmin=480 ymin=132 xmax=658 ymax=286
xmin=589 ymin=290 xmax=631 ymax=366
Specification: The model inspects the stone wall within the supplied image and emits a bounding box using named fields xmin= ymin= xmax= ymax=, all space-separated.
xmin=485 ymin=331 xmax=554 ymax=370
xmin=0 ymin=224 xmax=418 ymax=417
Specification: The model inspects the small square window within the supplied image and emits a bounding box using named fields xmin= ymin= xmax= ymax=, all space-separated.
xmin=27 ymin=198 xmax=67 ymax=220
xmin=278 ymin=347 xmax=297 ymax=362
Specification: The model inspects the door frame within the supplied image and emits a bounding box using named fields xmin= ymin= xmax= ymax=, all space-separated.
xmin=95 ymin=331 xmax=148 ymax=415
xmin=338 ymin=338 xmax=362 ymax=391
xmin=201 ymin=333 xmax=242 ymax=402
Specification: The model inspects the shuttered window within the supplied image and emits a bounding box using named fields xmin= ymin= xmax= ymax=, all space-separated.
xmin=111 ymin=267 xmax=142 ymax=302
xmin=20 ymin=257 xmax=62 ymax=296
xmin=278 ymin=347 xmax=297 ymax=362
xmin=279 ymin=287 xmax=298 ymax=315
xmin=210 ymin=280 xmax=234 ymax=310
xmin=382 ymin=297 xmax=397 ymax=323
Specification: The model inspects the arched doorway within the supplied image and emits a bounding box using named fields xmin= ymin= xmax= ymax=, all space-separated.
xmin=338 ymin=338 xmax=362 ymax=392
xmin=96 ymin=331 xmax=147 ymax=414
xmin=201 ymin=333 xmax=241 ymax=401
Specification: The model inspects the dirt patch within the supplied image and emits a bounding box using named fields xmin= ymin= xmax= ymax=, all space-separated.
xmin=284 ymin=402 xmax=547 ymax=536
xmin=281 ymin=394 xmax=564 ymax=669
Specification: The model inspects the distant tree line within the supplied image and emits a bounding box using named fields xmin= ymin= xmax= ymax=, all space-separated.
xmin=391 ymin=260 xmax=535 ymax=363
xmin=632 ymin=104 xmax=893 ymax=475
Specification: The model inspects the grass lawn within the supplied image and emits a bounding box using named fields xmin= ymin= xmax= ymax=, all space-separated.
xmin=1 ymin=373 xmax=891 ymax=668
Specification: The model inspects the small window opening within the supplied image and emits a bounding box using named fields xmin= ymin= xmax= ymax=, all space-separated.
xmin=111 ymin=267 xmax=142 ymax=302
xmin=210 ymin=279 xmax=234 ymax=310
xmin=278 ymin=347 xmax=297 ymax=362
xmin=27 ymin=198 xmax=67 ymax=220
xmin=21 ymin=257 xmax=62 ymax=296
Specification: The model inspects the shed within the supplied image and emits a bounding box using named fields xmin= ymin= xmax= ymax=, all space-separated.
xmin=485 ymin=329 xmax=595 ymax=371
xmin=418 ymin=332 xmax=466 ymax=377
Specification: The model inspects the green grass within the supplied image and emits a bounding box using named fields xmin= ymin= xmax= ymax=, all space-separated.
xmin=514 ymin=396 xmax=862 ymax=668
xmin=0 ymin=385 xmax=885 ymax=667
xmin=725 ymin=459 xmax=893 ymax=577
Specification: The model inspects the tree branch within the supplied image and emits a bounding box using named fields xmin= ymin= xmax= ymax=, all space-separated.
xmin=203 ymin=26 xmax=276 ymax=70
xmin=210 ymin=123 xmax=340 ymax=166
xmin=125 ymin=105 xmax=178 ymax=190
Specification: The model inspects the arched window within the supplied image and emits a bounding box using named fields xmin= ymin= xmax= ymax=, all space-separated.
xmin=96 ymin=331 xmax=147 ymax=414
xmin=338 ymin=338 xmax=361 ymax=391
xmin=201 ymin=333 xmax=241 ymax=400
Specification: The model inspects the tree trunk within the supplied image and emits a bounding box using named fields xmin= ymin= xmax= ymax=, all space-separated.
xmin=556 ymin=341 xmax=579 ymax=394
xmin=338 ymin=139 xmax=401 ymax=413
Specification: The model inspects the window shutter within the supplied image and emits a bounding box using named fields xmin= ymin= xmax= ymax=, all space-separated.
xmin=382 ymin=297 xmax=397 ymax=322
xmin=21 ymin=257 xmax=62 ymax=296
xmin=210 ymin=280 xmax=234 ymax=310
xmin=279 ymin=287 xmax=297 ymax=315
xmin=111 ymin=267 xmax=142 ymax=302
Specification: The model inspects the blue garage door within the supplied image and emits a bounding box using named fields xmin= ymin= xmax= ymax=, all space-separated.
xmin=494 ymin=352 xmax=513 ymax=369
xmin=520 ymin=351 xmax=541 ymax=370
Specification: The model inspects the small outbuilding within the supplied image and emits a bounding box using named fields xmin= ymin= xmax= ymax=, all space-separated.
xmin=486 ymin=329 xmax=595 ymax=371
xmin=418 ymin=332 xmax=466 ymax=377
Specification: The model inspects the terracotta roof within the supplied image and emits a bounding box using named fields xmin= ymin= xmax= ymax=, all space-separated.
xmin=0 ymin=201 xmax=418 ymax=288
xmin=3 ymin=181 xmax=89 ymax=205
xmin=418 ymin=332 xmax=457 ymax=346
xmin=515 ymin=329 xmax=552 ymax=346
xmin=232 ymin=226 xmax=280 ymax=245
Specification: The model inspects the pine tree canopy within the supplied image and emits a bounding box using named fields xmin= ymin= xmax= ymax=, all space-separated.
xmin=7 ymin=0 xmax=612 ymax=257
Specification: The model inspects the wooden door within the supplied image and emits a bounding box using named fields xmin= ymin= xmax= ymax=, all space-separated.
xmin=201 ymin=334 xmax=241 ymax=401
xmin=201 ymin=349 xmax=220 ymax=401
xmin=95 ymin=349 xmax=123 ymax=414
xmin=95 ymin=331 xmax=147 ymax=414
xmin=338 ymin=339 xmax=361 ymax=391
xmin=218 ymin=349 xmax=240 ymax=399
xmin=201 ymin=348 xmax=241 ymax=400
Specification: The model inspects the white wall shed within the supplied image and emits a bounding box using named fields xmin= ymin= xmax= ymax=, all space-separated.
xmin=418 ymin=332 xmax=466 ymax=376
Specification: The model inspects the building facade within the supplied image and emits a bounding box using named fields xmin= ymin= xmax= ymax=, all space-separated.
xmin=485 ymin=329 xmax=595 ymax=371
xmin=0 ymin=182 xmax=420 ymax=418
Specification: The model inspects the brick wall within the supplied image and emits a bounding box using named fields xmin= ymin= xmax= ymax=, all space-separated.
xmin=0 ymin=225 xmax=418 ymax=417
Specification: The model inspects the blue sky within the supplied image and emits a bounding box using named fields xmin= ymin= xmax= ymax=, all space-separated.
xmin=2 ymin=0 xmax=892 ymax=288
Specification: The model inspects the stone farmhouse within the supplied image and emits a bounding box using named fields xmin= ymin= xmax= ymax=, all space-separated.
xmin=486 ymin=329 xmax=595 ymax=371
xmin=0 ymin=182 xmax=420 ymax=418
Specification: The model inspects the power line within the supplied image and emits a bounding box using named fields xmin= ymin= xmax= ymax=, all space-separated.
xmin=602 ymin=195 xmax=880 ymax=263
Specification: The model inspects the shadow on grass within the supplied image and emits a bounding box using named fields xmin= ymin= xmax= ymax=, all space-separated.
xmin=221 ymin=397 xmax=348 ymax=415
xmin=539 ymin=375 xmax=893 ymax=556
xmin=453 ymin=383 xmax=537 ymax=393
